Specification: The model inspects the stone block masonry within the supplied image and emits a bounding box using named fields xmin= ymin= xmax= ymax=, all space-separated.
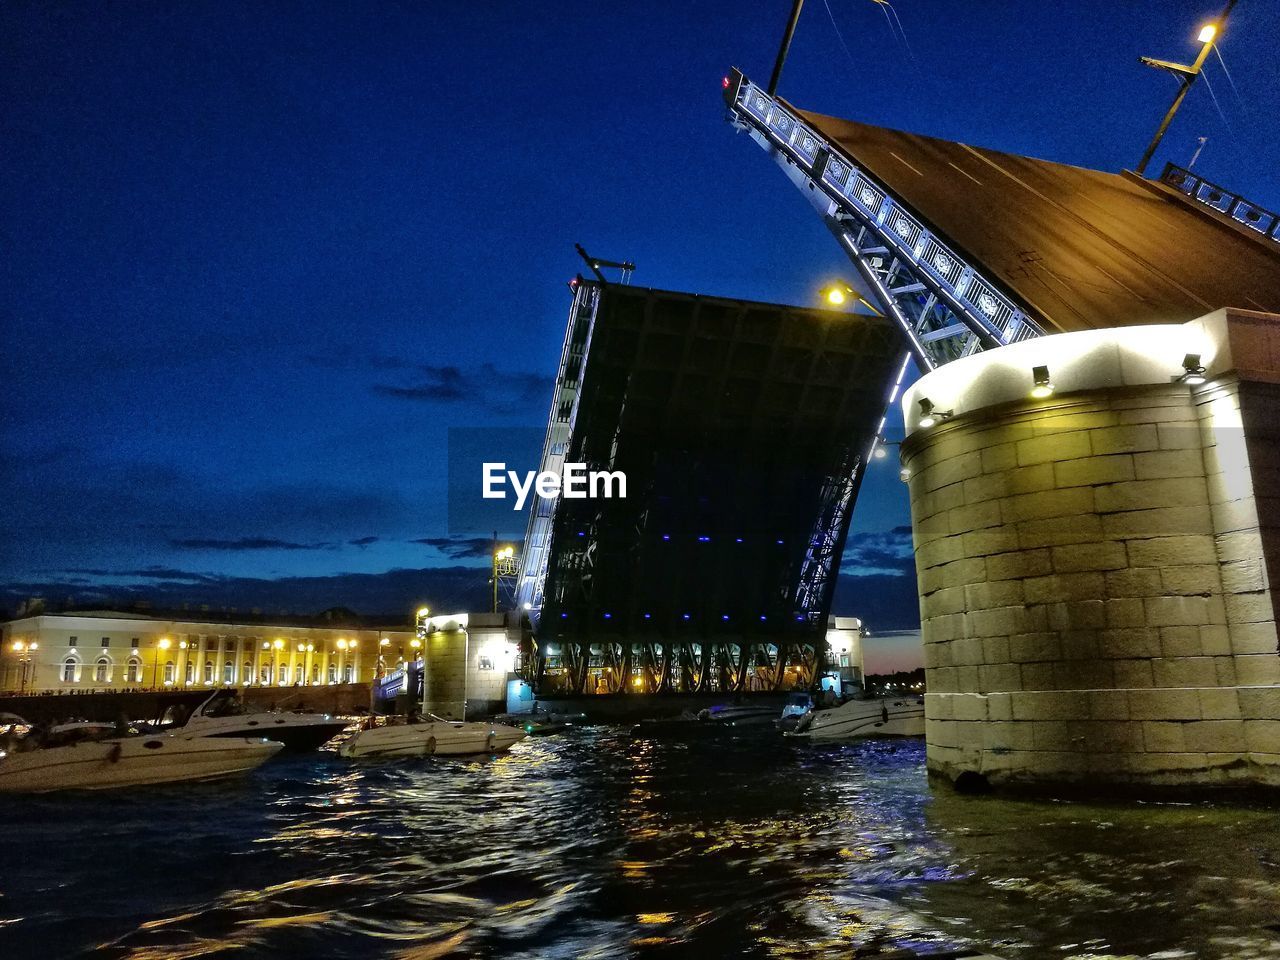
xmin=901 ymin=310 xmax=1280 ymax=791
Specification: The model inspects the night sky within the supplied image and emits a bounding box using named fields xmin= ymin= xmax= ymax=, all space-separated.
xmin=4 ymin=2 xmax=1278 ymax=671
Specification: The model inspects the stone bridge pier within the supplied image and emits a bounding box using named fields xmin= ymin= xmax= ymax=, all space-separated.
xmin=901 ymin=309 xmax=1280 ymax=790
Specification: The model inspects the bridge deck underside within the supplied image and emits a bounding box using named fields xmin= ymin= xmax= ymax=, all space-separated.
xmin=794 ymin=107 xmax=1280 ymax=332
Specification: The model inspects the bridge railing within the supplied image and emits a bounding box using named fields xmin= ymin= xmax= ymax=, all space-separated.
xmin=1161 ymin=162 xmax=1280 ymax=245
xmin=725 ymin=69 xmax=1045 ymax=369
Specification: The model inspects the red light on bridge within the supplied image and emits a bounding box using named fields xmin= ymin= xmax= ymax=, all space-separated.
xmin=722 ymin=76 xmax=730 ymax=89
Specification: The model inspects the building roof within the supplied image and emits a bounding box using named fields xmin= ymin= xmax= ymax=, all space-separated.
xmin=793 ymin=106 xmax=1280 ymax=333
xmin=3 ymin=605 xmax=412 ymax=631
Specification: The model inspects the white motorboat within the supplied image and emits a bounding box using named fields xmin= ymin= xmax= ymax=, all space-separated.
xmin=338 ymin=715 xmax=527 ymax=758
xmin=785 ymin=696 xmax=925 ymax=740
xmin=697 ymin=703 xmax=780 ymax=726
xmin=0 ymin=720 xmax=283 ymax=793
xmin=178 ymin=691 xmax=350 ymax=752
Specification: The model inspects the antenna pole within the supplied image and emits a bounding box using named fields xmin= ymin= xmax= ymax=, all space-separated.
xmin=767 ymin=0 xmax=806 ymax=96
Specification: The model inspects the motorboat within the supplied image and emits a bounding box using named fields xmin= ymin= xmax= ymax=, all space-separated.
xmin=697 ymin=703 xmax=778 ymax=726
xmin=177 ymin=691 xmax=350 ymax=752
xmin=785 ymin=696 xmax=925 ymax=740
xmin=337 ymin=715 xmax=527 ymax=758
xmin=776 ymin=692 xmax=814 ymax=733
xmin=493 ymin=708 xmax=585 ymax=737
xmin=0 ymin=717 xmax=283 ymax=793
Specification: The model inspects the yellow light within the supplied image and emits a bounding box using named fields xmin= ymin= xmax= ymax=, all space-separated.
xmin=410 ymin=638 xmax=422 ymax=649
xmin=379 ymin=638 xmax=390 ymax=647
xmin=348 ymin=640 xmax=358 ymax=649
xmin=29 ymin=642 xmax=37 ymax=651
xmin=10 ymin=641 xmax=21 ymax=651
xmin=416 ymin=607 xmax=430 ymax=618
xmin=262 ymin=642 xmax=270 ymax=650
xmin=336 ymin=639 xmax=348 ymax=650
xmin=158 ymin=638 xmax=171 ymax=650
xmin=273 ymin=639 xmax=284 ymax=650
xmin=1198 ymin=23 xmax=1216 ymax=43
xmin=632 ymin=676 xmax=643 ymax=688
xmin=178 ymin=640 xmax=188 ymax=649
xmin=825 ymin=287 xmax=846 ymax=306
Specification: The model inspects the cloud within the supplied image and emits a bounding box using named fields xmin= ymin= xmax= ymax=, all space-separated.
xmin=0 ymin=566 xmax=494 ymax=621
xmin=169 ymin=537 xmax=336 ymax=551
xmin=348 ymin=536 xmax=379 ymax=548
xmin=840 ymin=525 xmax=916 ymax=576
xmin=61 ymin=566 xmax=225 ymax=584
xmin=373 ymin=364 xmax=468 ymax=402
xmin=373 ymin=362 xmax=553 ymax=413
xmin=410 ymin=535 xmax=501 ymax=560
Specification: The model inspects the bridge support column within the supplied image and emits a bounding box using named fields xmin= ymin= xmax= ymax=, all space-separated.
xmin=902 ymin=309 xmax=1280 ymax=791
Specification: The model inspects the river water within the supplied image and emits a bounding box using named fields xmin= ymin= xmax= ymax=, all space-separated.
xmin=1 ymin=730 xmax=1277 ymax=959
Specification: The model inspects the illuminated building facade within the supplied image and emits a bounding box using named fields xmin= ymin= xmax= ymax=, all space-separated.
xmin=0 ymin=609 xmax=415 ymax=694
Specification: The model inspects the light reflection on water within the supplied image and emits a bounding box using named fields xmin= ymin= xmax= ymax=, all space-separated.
xmin=0 ymin=729 xmax=1276 ymax=959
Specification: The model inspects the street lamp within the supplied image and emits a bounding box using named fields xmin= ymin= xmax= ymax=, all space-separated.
xmin=154 ymin=637 xmax=171 ymax=690
xmin=1135 ymin=2 xmax=1238 ymax=175
xmin=11 ymin=640 xmax=38 ymax=694
xmin=272 ymin=638 xmax=284 ymax=686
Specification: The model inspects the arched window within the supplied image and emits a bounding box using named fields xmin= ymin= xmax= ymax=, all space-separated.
xmin=242 ymin=661 xmax=253 ymax=684
xmin=126 ymin=658 xmax=141 ymax=683
xmin=62 ymin=657 xmax=78 ymax=683
xmin=294 ymin=665 xmax=304 ymax=685
xmin=277 ymin=664 xmax=287 ymax=685
xmin=164 ymin=660 xmax=175 ymax=683
xmin=312 ymin=663 xmax=320 ymax=684
xmin=327 ymin=664 xmax=337 ymax=684
xmin=260 ymin=664 xmax=271 ymax=684
xmin=185 ymin=661 xmax=194 ymax=684
xmin=223 ymin=660 xmax=234 ymax=684
xmin=95 ymin=657 xmax=111 ymax=682
xmin=344 ymin=663 xmax=354 ymax=684
xmin=203 ymin=661 xmax=214 ymax=683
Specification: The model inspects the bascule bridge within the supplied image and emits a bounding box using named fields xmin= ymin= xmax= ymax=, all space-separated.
xmin=720 ymin=64 xmax=1280 ymax=788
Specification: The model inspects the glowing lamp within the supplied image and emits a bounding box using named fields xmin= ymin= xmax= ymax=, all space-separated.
xmin=1030 ymin=365 xmax=1055 ymax=399
xmin=1179 ymin=353 xmax=1207 ymax=385
xmin=1198 ymin=24 xmax=1216 ymax=43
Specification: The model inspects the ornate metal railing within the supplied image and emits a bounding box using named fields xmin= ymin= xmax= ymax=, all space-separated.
xmin=725 ymin=68 xmax=1045 ymax=371
xmin=1160 ymin=162 xmax=1280 ymax=244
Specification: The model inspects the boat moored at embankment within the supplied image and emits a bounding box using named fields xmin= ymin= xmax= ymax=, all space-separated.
xmin=338 ymin=716 xmax=527 ymax=758
xmin=785 ymin=696 xmax=925 ymax=740
xmin=177 ymin=691 xmax=351 ymax=751
xmin=0 ymin=720 xmax=283 ymax=793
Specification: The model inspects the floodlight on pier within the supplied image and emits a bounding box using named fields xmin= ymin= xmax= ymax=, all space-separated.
xmin=1198 ymin=24 xmax=1217 ymax=43
xmin=1178 ymin=353 xmax=1207 ymax=385
xmin=916 ymin=397 xmax=951 ymax=429
xmin=1031 ymin=365 xmax=1055 ymax=399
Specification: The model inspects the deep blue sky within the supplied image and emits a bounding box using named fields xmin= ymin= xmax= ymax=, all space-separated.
xmin=3 ymin=2 xmax=1277 ymax=663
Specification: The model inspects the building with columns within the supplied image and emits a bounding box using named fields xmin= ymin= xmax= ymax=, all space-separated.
xmin=0 ymin=607 xmax=417 ymax=694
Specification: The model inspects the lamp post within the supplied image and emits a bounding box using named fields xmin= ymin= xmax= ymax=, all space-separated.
xmin=11 ymin=640 xmax=38 ymax=693
xmin=1135 ymin=2 xmax=1238 ymax=175
xmin=154 ymin=637 xmax=171 ymax=690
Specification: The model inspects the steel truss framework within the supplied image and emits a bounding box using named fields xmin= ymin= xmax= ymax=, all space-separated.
xmin=724 ymin=69 xmax=1046 ymax=373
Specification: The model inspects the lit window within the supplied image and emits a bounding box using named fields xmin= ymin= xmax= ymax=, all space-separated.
xmin=164 ymin=661 xmax=175 ymax=683
xmin=478 ymin=656 xmax=494 ymax=671
xmin=95 ymin=657 xmax=110 ymax=682
xmin=223 ymin=661 xmax=234 ymax=683
xmin=126 ymin=658 xmax=141 ymax=683
xmin=204 ymin=661 xmax=214 ymax=683
xmin=62 ymin=658 xmax=78 ymax=682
